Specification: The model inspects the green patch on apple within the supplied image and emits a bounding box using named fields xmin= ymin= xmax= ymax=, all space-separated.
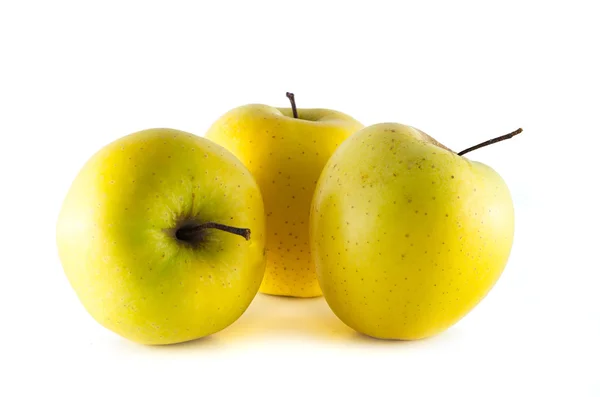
xmin=57 ymin=128 xmax=266 ymax=345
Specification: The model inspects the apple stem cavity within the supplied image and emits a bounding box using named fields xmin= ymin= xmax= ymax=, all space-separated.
xmin=286 ymin=92 xmax=298 ymax=119
xmin=176 ymin=222 xmax=251 ymax=242
xmin=458 ymin=128 xmax=523 ymax=156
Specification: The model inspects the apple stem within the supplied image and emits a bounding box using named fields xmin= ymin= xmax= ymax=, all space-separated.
xmin=457 ymin=128 xmax=523 ymax=156
xmin=286 ymin=92 xmax=298 ymax=118
xmin=177 ymin=222 xmax=251 ymax=241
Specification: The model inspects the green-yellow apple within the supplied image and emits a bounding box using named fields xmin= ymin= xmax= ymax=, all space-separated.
xmin=310 ymin=123 xmax=520 ymax=339
xmin=56 ymin=128 xmax=266 ymax=345
xmin=205 ymin=93 xmax=363 ymax=297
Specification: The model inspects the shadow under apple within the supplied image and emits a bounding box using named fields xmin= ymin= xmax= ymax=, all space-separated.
xmin=170 ymin=293 xmax=457 ymax=349
xmin=213 ymin=293 xmax=356 ymax=342
xmin=130 ymin=294 xmax=463 ymax=351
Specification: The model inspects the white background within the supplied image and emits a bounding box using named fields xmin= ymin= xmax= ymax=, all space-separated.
xmin=1 ymin=0 xmax=599 ymax=396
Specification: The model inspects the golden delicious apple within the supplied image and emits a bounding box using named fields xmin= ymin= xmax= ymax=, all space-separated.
xmin=310 ymin=123 xmax=521 ymax=339
xmin=57 ymin=128 xmax=266 ymax=345
xmin=206 ymin=93 xmax=363 ymax=297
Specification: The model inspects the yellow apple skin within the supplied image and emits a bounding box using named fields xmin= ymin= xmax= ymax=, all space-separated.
xmin=310 ymin=123 xmax=514 ymax=339
xmin=206 ymin=105 xmax=363 ymax=298
xmin=57 ymin=128 xmax=266 ymax=345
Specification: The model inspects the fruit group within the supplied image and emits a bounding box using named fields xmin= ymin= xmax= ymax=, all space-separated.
xmin=57 ymin=128 xmax=266 ymax=344
xmin=206 ymin=96 xmax=363 ymax=297
xmin=310 ymin=123 xmax=515 ymax=339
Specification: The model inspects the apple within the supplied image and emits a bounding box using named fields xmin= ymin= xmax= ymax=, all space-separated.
xmin=56 ymin=128 xmax=266 ymax=345
xmin=310 ymin=123 xmax=521 ymax=339
xmin=205 ymin=93 xmax=363 ymax=297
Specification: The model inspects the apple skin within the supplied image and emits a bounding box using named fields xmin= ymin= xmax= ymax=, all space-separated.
xmin=56 ymin=128 xmax=266 ymax=345
xmin=310 ymin=123 xmax=514 ymax=339
xmin=206 ymin=105 xmax=363 ymax=297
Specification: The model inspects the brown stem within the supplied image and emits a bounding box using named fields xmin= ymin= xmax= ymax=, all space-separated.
xmin=176 ymin=222 xmax=251 ymax=241
xmin=286 ymin=92 xmax=298 ymax=118
xmin=458 ymin=128 xmax=523 ymax=156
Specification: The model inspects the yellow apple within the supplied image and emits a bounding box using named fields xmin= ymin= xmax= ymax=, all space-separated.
xmin=205 ymin=94 xmax=363 ymax=297
xmin=310 ymin=123 xmax=520 ymax=339
xmin=57 ymin=128 xmax=266 ymax=345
